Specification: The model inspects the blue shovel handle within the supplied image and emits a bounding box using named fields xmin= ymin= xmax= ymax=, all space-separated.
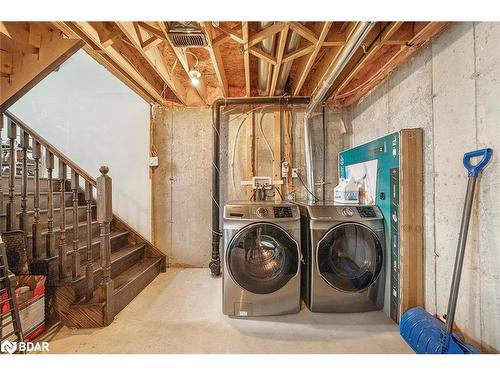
xmin=463 ymin=148 xmax=493 ymax=177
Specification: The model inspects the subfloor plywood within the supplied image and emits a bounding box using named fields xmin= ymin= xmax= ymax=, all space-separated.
xmin=40 ymin=268 xmax=412 ymax=354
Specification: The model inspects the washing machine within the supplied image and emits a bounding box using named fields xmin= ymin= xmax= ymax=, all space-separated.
xmin=222 ymin=201 xmax=301 ymax=317
xmin=298 ymin=202 xmax=385 ymax=313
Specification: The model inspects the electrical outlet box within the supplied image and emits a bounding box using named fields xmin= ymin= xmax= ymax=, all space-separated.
xmin=281 ymin=161 xmax=289 ymax=178
xmin=291 ymin=168 xmax=298 ymax=178
xmin=149 ymin=156 xmax=159 ymax=167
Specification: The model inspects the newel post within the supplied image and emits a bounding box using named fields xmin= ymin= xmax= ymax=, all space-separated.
xmin=96 ymin=166 xmax=114 ymax=325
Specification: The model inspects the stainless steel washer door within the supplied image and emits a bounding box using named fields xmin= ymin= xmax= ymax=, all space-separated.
xmin=317 ymin=222 xmax=383 ymax=292
xmin=227 ymin=223 xmax=299 ymax=294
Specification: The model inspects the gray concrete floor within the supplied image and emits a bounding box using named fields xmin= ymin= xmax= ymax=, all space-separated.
xmin=43 ymin=268 xmax=413 ymax=354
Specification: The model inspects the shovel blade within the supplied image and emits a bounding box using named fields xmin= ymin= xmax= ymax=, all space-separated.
xmin=400 ymin=307 xmax=481 ymax=354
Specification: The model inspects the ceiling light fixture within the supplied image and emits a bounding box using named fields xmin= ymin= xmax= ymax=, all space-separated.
xmin=188 ymin=69 xmax=201 ymax=86
xmin=184 ymin=50 xmax=202 ymax=87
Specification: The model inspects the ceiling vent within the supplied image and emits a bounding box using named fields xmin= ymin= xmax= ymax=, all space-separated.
xmin=168 ymin=22 xmax=208 ymax=47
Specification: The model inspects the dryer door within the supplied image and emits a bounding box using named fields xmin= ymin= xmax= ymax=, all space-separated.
xmin=316 ymin=222 xmax=383 ymax=292
xmin=227 ymin=222 xmax=299 ymax=295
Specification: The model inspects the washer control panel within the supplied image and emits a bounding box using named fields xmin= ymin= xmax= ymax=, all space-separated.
xmin=256 ymin=207 xmax=269 ymax=218
xmin=273 ymin=206 xmax=293 ymax=218
xmin=224 ymin=203 xmax=299 ymax=220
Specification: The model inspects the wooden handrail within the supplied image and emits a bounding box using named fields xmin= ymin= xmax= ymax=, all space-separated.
xmin=3 ymin=110 xmax=97 ymax=186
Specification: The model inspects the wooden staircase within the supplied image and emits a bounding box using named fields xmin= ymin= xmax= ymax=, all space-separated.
xmin=1 ymin=111 xmax=166 ymax=328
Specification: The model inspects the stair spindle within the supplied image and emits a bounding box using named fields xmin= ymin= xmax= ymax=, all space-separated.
xmin=97 ymin=166 xmax=114 ymax=324
xmin=19 ymin=130 xmax=29 ymax=234
xmin=32 ymin=140 xmax=43 ymax=259
xmin=45 ymin=150 xmax=55 ymax=258
xmin=71 ymin=170 xmax=80 ymax=279
xmin=85 ymin=181 xmax=94 ymax=301
xmin=6 ymin=119 xmax=17 ymax=231
xmin=0 ymin=114 xmax=3 ymax=232
xmin=58 ymin=160 xmax=68 ymax=279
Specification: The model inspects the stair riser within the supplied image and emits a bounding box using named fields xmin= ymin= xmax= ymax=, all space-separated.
xmin=73 ymin=246 xmax=145 ymax=300
xmin=112 ymin=260 xmax=162 ymax=316
xmin=111 ymin=248 xmax=145 ymax=280
xmin=79 ymin=233 xmax=130 ymax=263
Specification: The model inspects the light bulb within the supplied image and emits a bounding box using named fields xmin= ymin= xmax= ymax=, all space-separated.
xmin=188 ymin=69 xmax=202 ymax=86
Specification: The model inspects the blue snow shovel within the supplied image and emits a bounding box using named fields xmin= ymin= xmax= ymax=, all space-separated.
xmin=400 ymin=148 xmax=493 ymax=354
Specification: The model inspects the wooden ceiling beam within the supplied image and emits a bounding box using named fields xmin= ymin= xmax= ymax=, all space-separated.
xmin=292 ymin=22 xmax=332 ymax=96
xmin=215 ymin=24 xmax=244 ymax=45
xmin=116 ymin=21 xmax=187 ymax=105
xmin=289 ymin=22 xmax=318 ymax=44
xmin=322 ymin=31 xmax=346 ymax=47
xmin=303 ymin=22 xmax=360 ymax=96
xmin=1 ymin=22 xmax=83 ymax=111
xmin=248 ymin=22 xmax=285 ymax=47
xmin=137 ymin=22 xmax=167 ymax=41
xmin=54 ymin=22 xmax=158 ymax=104
xmin=157 ymin=22 xmax=209 ymax=104
xmin=1 ymin=22 xmax=40 ymax=54
xmin=200 ymin=22 xmax=228 ymax=97
xmin=249 ymin=46 xmax=277 ymax=65
xmin=242 ymin=22 xmax=250 ymax=96
xmin=330 ymin=22 xmax=448 ymax=107
xmin=282 ymin=44 xmax=315 ymax=64
xmin=333 ymin=22 xmax=405 ymax=95
xmin=56 ymin=22 xmax=166 ymax=104
xmin=269 ymin=23 xmax=290 ymax=96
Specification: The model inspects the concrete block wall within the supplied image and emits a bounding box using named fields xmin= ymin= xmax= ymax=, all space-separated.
xmin=151 ymin=106 xmax=344 ymax=268
xmin=343 ymin=22 xmax=500 ymax=352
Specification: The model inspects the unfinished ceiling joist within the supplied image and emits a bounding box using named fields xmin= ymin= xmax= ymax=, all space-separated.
xmin=55 ymin=21 xmax=168 ymax=105
xmin=38 ymin=21 xmax=448 ymax=108
xmin=115 ymin=21 xmax=188 ymax=105
xmin=201 ymin=22 xmax=228 ymax=98
xmin=291 ymin=22 xmax=332 ymax=96
xmin=1 ymin=22 xmax=83 ymax=112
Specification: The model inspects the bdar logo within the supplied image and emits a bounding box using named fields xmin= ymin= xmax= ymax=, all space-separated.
xmin=1 ymin=339 xmax=17 ymax=354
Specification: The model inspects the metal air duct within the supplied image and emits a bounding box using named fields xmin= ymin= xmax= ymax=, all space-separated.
xmin=257 ymin=22 xmax=277 ymax=95
xmin=275 ymin=24 xmax=303 ymax=95
xmin=303 ymin=21 xmax=376 ymax=202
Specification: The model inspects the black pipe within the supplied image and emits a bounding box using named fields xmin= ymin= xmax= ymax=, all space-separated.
xmin=209 ymin=96 xmax=310 ymax=276
xmin=322 ymin=106 xmax=327 ymax=202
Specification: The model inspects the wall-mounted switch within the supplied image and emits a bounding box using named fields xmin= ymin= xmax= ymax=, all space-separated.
xmin=149 ymin=156 xmax=159 ymax=167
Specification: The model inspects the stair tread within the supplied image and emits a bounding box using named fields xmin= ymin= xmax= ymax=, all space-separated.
xmin=72 ymin=230 xmax=129 ymax=253
xmin=111 ymin=243 xmax=145 ymax=263
xmin=78 ymin=243 xmax=145 ymax=274
xmin=113 ymin=257 xmax=161 ymax=293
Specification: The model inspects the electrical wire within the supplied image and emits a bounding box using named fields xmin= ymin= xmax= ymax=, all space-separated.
xmin=258 ymin=108 xmax=275 ymax=163
xmin=231 ymin=114 xmax=248 ymax=190
xmin=297 ymin=171 xmax=319 ymax=202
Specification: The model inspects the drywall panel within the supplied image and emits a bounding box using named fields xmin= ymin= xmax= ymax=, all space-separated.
xmin=9 ymin=50 xmax=152 ymax=240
